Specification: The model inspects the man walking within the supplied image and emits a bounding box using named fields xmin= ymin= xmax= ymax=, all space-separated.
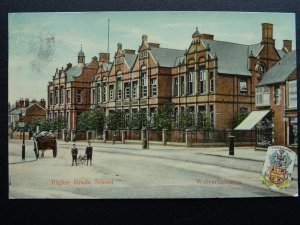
xmin=71 ymin=143 xmax=78 ymax=166
xmin=85 ymin=141 xmax=93 ymax=166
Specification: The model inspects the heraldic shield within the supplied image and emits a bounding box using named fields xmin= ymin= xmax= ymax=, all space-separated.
xmin=261 ymin=146 xmax=296 ymax=189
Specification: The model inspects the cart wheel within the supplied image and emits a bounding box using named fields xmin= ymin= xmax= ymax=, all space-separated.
xmin=53 ymin=142 xmax=57 ymax=158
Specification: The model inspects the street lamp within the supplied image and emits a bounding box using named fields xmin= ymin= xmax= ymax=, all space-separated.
xmin=19 ymin=110 xmax=26 ymax=160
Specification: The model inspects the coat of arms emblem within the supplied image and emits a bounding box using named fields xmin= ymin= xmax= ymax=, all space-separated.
xmin=261 ymin=146 xmax=296 ymax=189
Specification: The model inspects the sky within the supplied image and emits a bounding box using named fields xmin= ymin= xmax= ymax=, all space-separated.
xmin=8 ymin=11 xmax=296 ymax=105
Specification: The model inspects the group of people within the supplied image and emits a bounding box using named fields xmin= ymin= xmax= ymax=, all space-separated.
xmin=71 ymin=141 xmax=93 ymax=166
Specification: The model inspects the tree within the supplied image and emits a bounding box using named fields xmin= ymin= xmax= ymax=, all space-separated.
xmin=77 ymin=108 xmax=106 ymax=131
xmin=130 ymin=111 xmax=146 ymax=130
xmin=106 ymin=110 xmax=125 ymax=130
xmin=177 ymin=109 xmax=194 ymax=131
xmin=153 ymin=102 xmax=173 ymax=130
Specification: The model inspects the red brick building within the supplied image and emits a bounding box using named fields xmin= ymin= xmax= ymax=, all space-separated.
xmin=8 ymin=98 xmax=46 ymax=130
xmin=47 ymin=47 xmax=99 ymax=130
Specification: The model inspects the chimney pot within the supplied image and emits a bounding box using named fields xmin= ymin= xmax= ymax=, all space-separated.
xmin=282 ymin=40 xmax=292 ymax=52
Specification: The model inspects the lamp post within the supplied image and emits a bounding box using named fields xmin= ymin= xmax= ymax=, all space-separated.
xmin=146 ymin=116 xmax=152 ymax=149
xmin=19 ymin=121 xmax=25 ymax=160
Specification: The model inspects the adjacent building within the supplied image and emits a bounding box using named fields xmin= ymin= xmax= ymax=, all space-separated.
xmin=8 ymin=98 xmax=46 ymax=130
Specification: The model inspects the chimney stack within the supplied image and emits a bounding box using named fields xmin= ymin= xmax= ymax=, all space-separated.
xmin=282 ymin=40 xmax=292 ymax=52
xmin=39 ymin=98 xmax=46 ymax=109
xmin=25 ymin=98 xmax=29 ymax=107
xmin=99 ymin=53 xmax=110 ymax=63
xmin=19 ymin=98 xmax=25 ymax=108
xmin=123 ymin=49 xmax=136 ymax=55
xmin=148 ymin=43 xmax=160 ymax=49
xmin=261 ymin=23 xmax=274 ymax=45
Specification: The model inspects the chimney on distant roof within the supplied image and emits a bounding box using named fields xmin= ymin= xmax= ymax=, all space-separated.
xmin=39 ymin=98 xmax=46 ymax=109
xmin=124 ymin=49 xmax=136 ymax=55
xmin=25 ymin=98 xmax=29 ymax=107
xmin=282 ymin=40 xmax=292 ymax=52
xmin=148 ymin=43 xmax=160 ymax=49
xmin=117 ymin=43 xmax=122 ymax=51
xmin=19 ymin=98 xmax=25 ymax=108
xmin=99 ymin=53 xmax=110 ymax=63
xmin=66 ymin=63 xmax=72 ymax=70
xmin=201 ymin=34 xmax=214 ymax=40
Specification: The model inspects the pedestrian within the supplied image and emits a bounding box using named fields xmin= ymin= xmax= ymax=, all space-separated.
xmin=85 ymin=141 xmax=93 ymax=166
xmin=71 ymin=143 xmax=78 ymax=166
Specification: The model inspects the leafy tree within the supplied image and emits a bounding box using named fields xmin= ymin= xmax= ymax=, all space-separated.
xmin=130 ymin=111 xmax=147 ymax=130
xmin=153 ymin=102 xmax=173 ymax=130
xmin=106 ymin=110 xmax=125 ymax=130
xmin=177 ymin=109 xmax=195 ymax=131
xmin=77 ymin=108 xmax=106 ymax=131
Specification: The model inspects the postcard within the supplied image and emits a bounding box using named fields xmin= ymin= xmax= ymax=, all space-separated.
xmin=8 ymin=11 xmax=298 ymax=198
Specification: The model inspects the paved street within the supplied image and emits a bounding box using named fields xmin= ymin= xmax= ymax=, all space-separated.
xmin=8 ymin=139 xmax=298 ymax=198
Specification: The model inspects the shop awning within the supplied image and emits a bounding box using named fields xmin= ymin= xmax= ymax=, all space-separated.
xmin=234 ymin=110 xmax=270 ymax=130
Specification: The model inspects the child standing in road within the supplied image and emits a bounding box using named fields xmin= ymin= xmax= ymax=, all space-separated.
xmin=71 ymin=143 xmax=78 ymax=166
xmin=85 ymin=141 xmax=93 ymax=166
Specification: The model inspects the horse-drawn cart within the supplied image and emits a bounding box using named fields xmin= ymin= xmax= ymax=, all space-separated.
xmin=33 ymin=131 xmax=57 ymax=158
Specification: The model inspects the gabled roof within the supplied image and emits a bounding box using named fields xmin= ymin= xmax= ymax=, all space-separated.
xmin=258 ymin=50 xmax=296 ymax=86
xmin=150 ymin=48 xmax=185 ymax=67
xmin=65 ymin=66 xmax=83 ymax=82
xmin=124 ymin=54 xmax=137 ymax=69
xmin=8 ymin=103 xmax=46 ymax=116
xmin=202 ymin=39 xmax=261 ymax=76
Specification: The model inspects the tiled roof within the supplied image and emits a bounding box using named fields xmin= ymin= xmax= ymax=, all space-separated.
xmin=65 ymin=66 xmax=83 ymax=82
xmin=150 ymin=48 xmax=185 ymax=67
xmin=258 ymin=50 xmax=296 ymax=86
xmin=277 ymin=49 xmax=287 ymax=58
xmin=124 ymin=54 xmax=137 ymax=69
xmin=202 ymin=40 xmax=261 ymax=76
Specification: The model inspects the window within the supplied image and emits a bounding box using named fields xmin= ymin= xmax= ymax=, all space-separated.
xmin=142 ymin=72 xmax=148 ymax=97
xmin=76 ymin=90 xmax=82 ymax=103
xmin=256 ymin=86 xmax=270 ymax=106
xmin=92 ymin=88 xmax=96 ymax=104
xmin=60 ymin=87 xmax=64 ymax=104
xmin=124 ymin=110 xmax=130 ymax=127
xmin=117 ymin=77 xmax=122 ymax=100
xmin=102 ymin=83 xmax=107 ymax=102
xmin=289 ymin=117 xmax=297 ymax=146
xmin=274 ymin=85 xmax=281 ymax=105
xmin=150 ymin=78 xmax=157 ymax=96
xmin=198 ymin=105 xmax=206 ymax=128
xmin=124 ymin=83 xmax=130 ymax=99
xmin=209 ymin=105 xmax=214 ymax=125
xmin=67 ymin=90 xmax=71 ymax=104
xmin=209 ymin=72 xmax=214 ymax=93
xmin=55 ymin=87 xmax=59 ymax=104
xmin=188 ymin=71 xmax=195 ymax=95
xmin=288 ymin=80 xmax=297 ymax=108
xmin=49 ymin=92 xmax=53 ymax=105
xmin=173 ymin=77 xmax=178 ymax=97
xmin=97 ymin=83 xmax=101 ymax=103
xmin=240 ymin=79 xmax=247 ymax=94
xmin=132 ymin=81 xmax=138 ymax=98
xmin=109 ymin=85 xmax=114 ymax=101
xmin=180 ymin=76 xmax=185 ymax=96
xmin=199 ymin=68 xmax=206 ymax=94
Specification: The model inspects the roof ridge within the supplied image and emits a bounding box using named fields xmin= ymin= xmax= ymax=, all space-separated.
xmin=151 ymin=47 xmax=185 ymax=52
xmin=204 ymin=39 xmax=260 ymax=47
